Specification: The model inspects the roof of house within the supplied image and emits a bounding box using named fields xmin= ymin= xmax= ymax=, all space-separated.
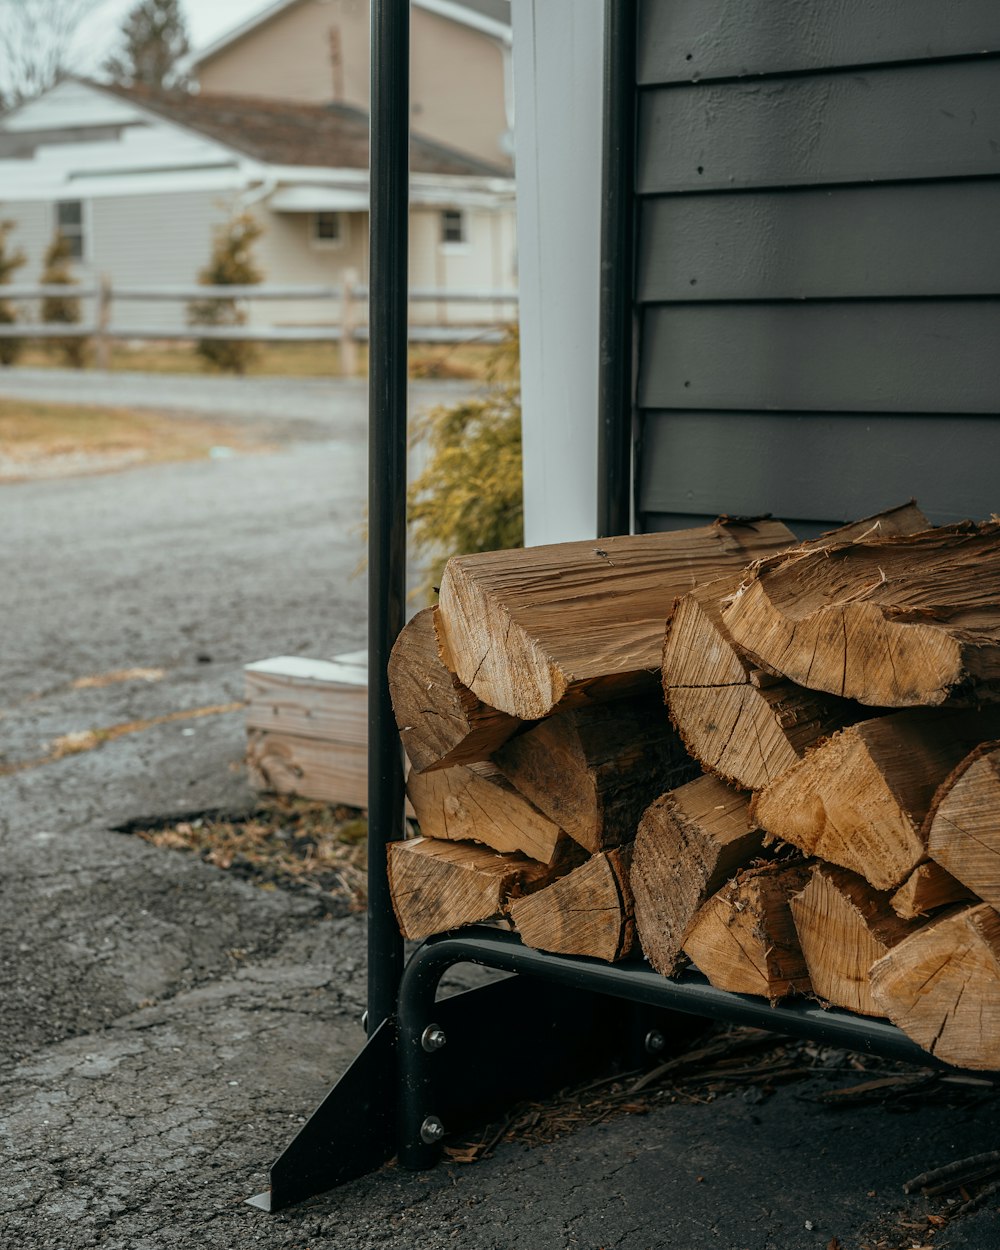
xmin=191 ymin=0 xmax=511 ymax=67
xmin=102 ymin=83 xmax=511 ymax=177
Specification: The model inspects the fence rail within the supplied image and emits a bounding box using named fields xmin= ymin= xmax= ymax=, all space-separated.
xmin=0 ymin=275 xmax=518 ymax=368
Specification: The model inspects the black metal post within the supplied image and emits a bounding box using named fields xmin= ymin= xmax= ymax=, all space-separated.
xmin=367 ymin=0 xmax=410 ymax=1032
xmin=596 ymin=0 xmax=636 ymax=538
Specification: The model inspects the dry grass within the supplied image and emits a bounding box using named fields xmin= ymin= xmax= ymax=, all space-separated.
xmin=14 ymin=337 xmax=502 ymax=380
xmin=0 ymin=397 xmax=267 ymax=481
xmin=127 ymin=795 xmax=368 ymax=910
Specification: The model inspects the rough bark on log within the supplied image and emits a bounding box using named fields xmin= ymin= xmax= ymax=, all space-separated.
xmin=436 ymin=517 xmax=796 ymax=720
xmin=722 ymin=521 xmax=1000 ymax=709
xmin=406 ymin=760 xmax=567 ymax=864
xmin=890 ymin=861 xmax=976 ymax=920
xmin=870 ymin=903 xmax=1000 ymax=1069
xmin=682 ymin=860 xmax=812 ymax=1003
xmin=388 ymin=606 xmax=521 ymax=773
xmin=509 ymin=846 xmax=635 ymax=962
xmin=387 ymin=837 xmax=557 ymax=941
xmin=663 ymin=504 xmax=929 ymax=790
xmin=493 ymin=693 xmax=695 ymax=854
xmin=750 ymin=708 xmax=1000 ymax=891
xmin=925 ymin=741 xmax=1000 ymax=910
xmin=631 ymin=774 xmax=764 ymax=977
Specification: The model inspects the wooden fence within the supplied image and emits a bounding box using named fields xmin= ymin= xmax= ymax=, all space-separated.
xmin=0 ymin=275 xmax=519 ymax=372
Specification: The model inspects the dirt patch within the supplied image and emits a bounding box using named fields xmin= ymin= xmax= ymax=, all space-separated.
xmin=117 ymin=795 xmax=369 ymax=914
xmin=0 ymin=396 xmax=270 ymax=481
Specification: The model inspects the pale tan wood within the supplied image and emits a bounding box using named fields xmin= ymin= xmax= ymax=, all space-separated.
xmin=245 ymin=654 xmax=367 ymax=745
xmin=509 ymin=846 xmax=635 ymax=962
xmin=493 ymin=692 xmax=694 ymax=854
xmin=436 ymin=517 xmax=796 ymax=720
xmin=682 ymin=861 xmax=813 ymax=1003
xmin=387 ymin=837 xmax=557 ymax=941
xmin=925 ymin=741 xmax=1000 ymax=910
xmin=247 ymin=728 xmax=368 ymax=809
xmin=406 ymin=761 xmax=566 ymax=864
xmin=664 ymin=573 xmax=859 ymax=791
xmin=749 ymin=708 xmax=1000 ymax=891
xmin=790 ymin=863 xmax=916 ymax=1017
xmin=870 ymin=903 xmax=1000 ymax=1069
xmin=388 ymin=606 xmax=521 ymax=773
xmin=631 ymin=774 xmax=764 ymax=976
xmin=663 ymin=505 xmax=929 ymax=790
xmin=890 ymin=861 xmax=976 ymax=920
xmin=722 ymin=520 xmax=1000 ymax=709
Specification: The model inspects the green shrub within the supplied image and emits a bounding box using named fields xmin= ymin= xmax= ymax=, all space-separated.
xmin=0 ymin=220 xmax=26 ymax=366
xmin=186 ymin=211 xmax=263 ymax=374
xmin=41 ymin=232 xmax=87 ymax=368
xmin=407 ymin=326 xmax=522 ymax=602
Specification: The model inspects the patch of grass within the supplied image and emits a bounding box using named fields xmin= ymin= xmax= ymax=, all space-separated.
xmin=13 ymin=336 xmax=500 ymax=380
xmin=0 ymin=397 xmax=267 ymax=481
xmin=126 ymin=796 xmax=368 ymax=912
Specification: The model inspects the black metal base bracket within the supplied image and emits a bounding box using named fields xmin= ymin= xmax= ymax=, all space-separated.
xmin=251 ymin=926 xmax=951 ymax=1212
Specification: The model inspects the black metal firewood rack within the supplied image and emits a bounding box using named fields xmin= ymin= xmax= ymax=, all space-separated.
xmin=249 ymin=0 xmax=957 ymax=1213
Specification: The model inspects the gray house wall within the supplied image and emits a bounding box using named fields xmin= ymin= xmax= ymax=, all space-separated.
xmin=635 ymin=0 xmax=1000 ymax=535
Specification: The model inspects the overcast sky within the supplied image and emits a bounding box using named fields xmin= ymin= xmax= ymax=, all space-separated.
xmin=78 ymin=0 xmax=275 ymax=73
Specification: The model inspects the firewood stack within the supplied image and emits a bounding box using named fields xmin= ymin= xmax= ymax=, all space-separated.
xmin=387 ymin=506 xmax=1000 ymax=1069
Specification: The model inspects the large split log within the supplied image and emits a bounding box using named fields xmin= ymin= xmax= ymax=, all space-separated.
xmin=388 ymin=606 xmax=521 ymax=773
xmin=387 ymin=837 xmax=559 ymax=941
xmin=790 ymin=864 xmax=916 ymax=1016
xmin=925 ymin=741 xmax=1000 ymax=910
xmin=750 ymin=708 xmax=1000 ymax=891
xmin=406 ymin=760 xmax=567 ymax=865
xmin=436 ymin=517 xmax=796 ymax=720
xmin=509 ymin=846 xmax=635 ymax=962
xmin=722 ymin=520 xmax=1000 ymax=709
xmin=493 ymin=693 xmax=694 ymax=854
xmin=870 ymin=903 xmax=1000 ymax=1069
xmin=663 ymin=504 xmax=929 ymax=790
xmin=631 ymin=774 xmax=764 ymax=976
xmin=682 ymin=860 xmax=812 ymax=1003
xmin=890 ymin=862 xmax=976 ymax=920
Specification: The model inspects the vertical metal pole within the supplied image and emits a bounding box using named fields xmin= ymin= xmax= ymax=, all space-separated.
xmin=596 ymin=0 xmax=636 ymax=538
xmin=367 ymin=0 xmax=409 ymax=1031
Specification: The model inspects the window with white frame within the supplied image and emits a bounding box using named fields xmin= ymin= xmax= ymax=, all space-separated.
xmin=56 ymin=200 xmax=85 ymax=260
xmin=312 ymin=210 xmax=343 ymax=247
xmin=440 ymin=208 xmax=467 ymax=246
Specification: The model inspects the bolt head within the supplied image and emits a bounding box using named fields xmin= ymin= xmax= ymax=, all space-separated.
xmin=419 ymin=1116 xmax=445 ymax=1144
xmin=421 ymin=1024 xmax=447 ymax=1052
xmin=644 ymin=1029 xmax=666 ymax=1055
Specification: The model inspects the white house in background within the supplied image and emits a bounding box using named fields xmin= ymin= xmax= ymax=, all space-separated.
xmin=0 ymin=77 xmax=516 ymax=333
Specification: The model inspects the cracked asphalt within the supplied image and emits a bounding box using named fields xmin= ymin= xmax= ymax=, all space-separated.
xmin=2 ymin=370 xmax=1000 ymax=1249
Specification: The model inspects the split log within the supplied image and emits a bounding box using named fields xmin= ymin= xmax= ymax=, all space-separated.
xmin=388 ymin=606 xmax=521 ymax=773
xmin=722 ymin=520 xmax=1000 ymax=709
xmin=750 ymin=708 xmax=1000 ymax=890
xmin=925 ymin=741 xmax=1000 ymax=911
xmin=247 ymin=729 xmax=367 ymax=809
xmin=493 ymin=693 xmax=695 ymax=854
xmin=663 ymin=504 xmax=929 ymax=790
xmin=436 ymin=517 xmax=796 ymax=720
xmin=682 ymin=861 xmax=812 ymax=1003
xmin=509 ymin=846 xmax=635 ymax=962
xmin=387 ymin=837 xmax=558 ymax=941
xmin=790 ymin=863 xmax=916 ymax=1016
xmin=406 ymin=760 xmax=567 ymax=865
xmin=631 ymin=774 xmax=764 ymax=976
xmin=890 ymin=862 xmax=976 ymax=920
xmin=870 ymin=904 xmax=1000 ymax=1069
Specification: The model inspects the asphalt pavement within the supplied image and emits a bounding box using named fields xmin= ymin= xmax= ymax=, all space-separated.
xmin=2 ymin=371 xmax=999 ymax=1249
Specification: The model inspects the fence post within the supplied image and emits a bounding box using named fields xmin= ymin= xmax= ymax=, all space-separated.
xmin=340 ymin=268 xmax=359 ymax=377
xmin=95 ymin=274 xmax=112 ymax=370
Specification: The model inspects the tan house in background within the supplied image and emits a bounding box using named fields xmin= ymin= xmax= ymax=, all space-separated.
xmin=193 ymin=0 xmax=514 ymax=173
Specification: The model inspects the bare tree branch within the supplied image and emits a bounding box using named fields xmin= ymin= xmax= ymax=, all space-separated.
xmin=0 ymin=0 xmax=101 ymax=108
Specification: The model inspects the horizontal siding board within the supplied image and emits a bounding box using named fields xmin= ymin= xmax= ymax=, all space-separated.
xmin=637 ymin=60 xmax=1000 ymax=194
xmin=637 ymin=181 xmax=1000 ymax=302
xmin=637 ymin=0 xmax=1000 ymax=85
xmin=638 ymin=302 xmax=1000 ymax=413
xmin=638 ymin=411 xmax=1000 ymax=526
